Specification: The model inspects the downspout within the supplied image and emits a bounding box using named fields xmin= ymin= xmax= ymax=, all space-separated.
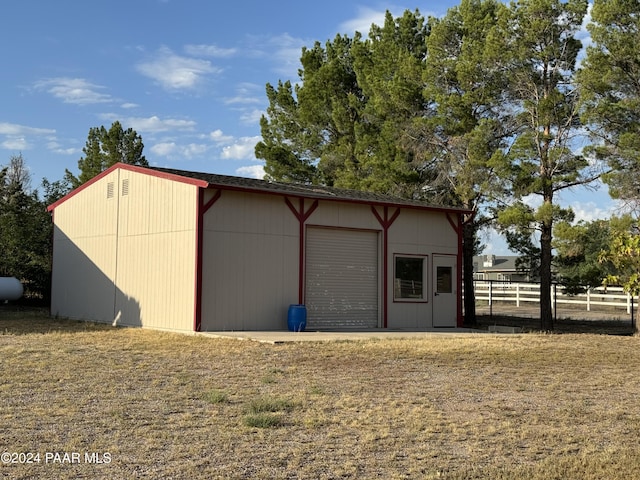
xmin=371 ymin=206 xmax=401 ymax=329
xmin=193 ymin=188 xmax=222 ymax=332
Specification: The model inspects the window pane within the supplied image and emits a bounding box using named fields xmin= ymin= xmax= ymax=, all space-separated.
xmin=395 ymin=257 xmax=424 ymax=299
xmin=436 ymin=266 xmax=452 ymax=294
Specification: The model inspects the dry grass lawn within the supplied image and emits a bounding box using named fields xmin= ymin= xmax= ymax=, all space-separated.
xmin=1 ymin=307 xmax=640 ymax=479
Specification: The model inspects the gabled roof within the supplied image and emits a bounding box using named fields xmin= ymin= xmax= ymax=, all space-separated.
xmin=150 ymin=166 xmax=469 ymax=213
xmin=49 ymin=163 xmax=470 ymax=214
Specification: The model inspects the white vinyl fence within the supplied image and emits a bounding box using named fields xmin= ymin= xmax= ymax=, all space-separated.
xmin=474 ymin=281 xmax=635 ymax=314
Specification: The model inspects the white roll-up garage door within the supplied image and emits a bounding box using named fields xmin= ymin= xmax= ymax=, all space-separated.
xmin=305 ymin=227 xmax=379 ymax=329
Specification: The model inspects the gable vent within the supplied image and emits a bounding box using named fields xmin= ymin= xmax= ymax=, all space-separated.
xmin=122 ymin=178 xmax=129 ymax=196
xmin=107 ymin=182 xmax=114 ymax=199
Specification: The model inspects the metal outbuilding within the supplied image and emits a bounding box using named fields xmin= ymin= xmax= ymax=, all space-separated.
xmin=48 ymin=163 xmax=467 ymax=332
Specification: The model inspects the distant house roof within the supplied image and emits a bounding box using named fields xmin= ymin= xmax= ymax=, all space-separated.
xmin=473 ymin=255 xmax=520 ymax=273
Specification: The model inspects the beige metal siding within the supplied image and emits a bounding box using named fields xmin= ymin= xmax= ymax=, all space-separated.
xmin=200 ymin=191 xmax=299 ymax=330
xmin=114 ymin=171 xmax=197 ymax=331
xmin=50 ymin=171 xmax=119 ymax=322
xmin=51 ymin=169 xmax=197 ymax=331
xmin=304 ymin=202 xmax=380 ymax=230
xmin=386 ymin=209 xmax=458 ymax=328
xmin=305 ymin=227 xmax=379 ymax=329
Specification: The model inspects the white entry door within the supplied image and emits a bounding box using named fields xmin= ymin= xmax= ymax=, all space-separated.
xmin=432 ymin=255 xmax=457 ymax=328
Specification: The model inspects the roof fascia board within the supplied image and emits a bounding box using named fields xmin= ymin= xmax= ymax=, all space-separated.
xmin=47 ymin=163 xmax=209 ymax=212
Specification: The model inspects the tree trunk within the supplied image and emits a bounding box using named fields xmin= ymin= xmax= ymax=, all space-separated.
xmin=462 ymin=220 xmax=477 ymax=326
xmin=540 ymin=218 xmax=554 ymax=331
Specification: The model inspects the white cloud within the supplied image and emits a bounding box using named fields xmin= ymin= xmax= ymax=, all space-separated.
xmin=33 ymin=77 xmax=112 ymax=104
xmin=120 ymin=102 xmax=139 ymax=109
xmin=339 ymin=7 xmax=389 ymax=35
xmin=0 ymin=123 xmax=55 ymax=136
xmin=150 ymin=142 xmax=177 ymax=157
xmin=136 ymin=46 xmax=222 ymax=90
xmin=577 ymin=3 xmax=593 ymax=50
xmin=236 ymin=164 xmax=265 ymax=179
xmin=150 ymin=141 xmax=208 ymax=159
xmin=338 ymin=6 xmax=443 ymax=37
xmin=99 ymin=115 xmax=197 ymax=133
xmin=569 ymin=200 xmax=618 ymax=223
xmin=129 ymin=116 xmax=196 ymax=133
xmin=270 ymin=34 xmax=306 ymax=77
xmin=1 ymin=137 xmax=29 ymax=150
xmin=60 ymin=148 xmax=78 ymax=155
xmin=246 ymin=33 xmax=306 ymax=79
xmin=576 ymin=2 xmax=594 ymax=67
xmin=221 ymin=136 xmax=261 ymax=160
xmin=224 ymin=82 xmax=263 ymax=105
xmin=0 ymin=122 xmax=56 ymax=151
xmin=182 ymin=143 xmax=208 ymax=158
xmin=480 ymin=228 xmax=513 ymax=255
xmin=184 ymin=44 xmax=237 ymax=58
xmin=47 ymin=141 xmax=79 ymax=155
xmin=210 ymin=129 xmax=234 ymax=144
xmin=224 ymin=95 xmax=262 ymax=105
xmin=240 ymin=109 xmax=264 ymax=125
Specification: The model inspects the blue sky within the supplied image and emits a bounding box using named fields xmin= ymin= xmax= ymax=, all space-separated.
xmin=1 ymin=1 xmax=616 ymax=253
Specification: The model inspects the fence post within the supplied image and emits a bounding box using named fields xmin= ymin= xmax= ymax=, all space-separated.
xmin=516 ymin=283 xmax=520 ymax=307
xmin=489 ymin=280 xmax=493 ymax=318
xmin=628 ymin=292 xmax=631 ymax=315
xmin=587 ymin=288 xmax=591 ymax=312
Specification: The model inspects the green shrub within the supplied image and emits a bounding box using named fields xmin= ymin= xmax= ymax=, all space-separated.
xmin=204 ymin=389 xmax=229 ymax=404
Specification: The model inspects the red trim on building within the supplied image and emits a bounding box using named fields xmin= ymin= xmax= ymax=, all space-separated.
xmin=446 ymin=213 xmax=464 ymax=327
xmin=193 ymin=189 xmax=223 ymax=332
xmin=203 ymin=189 xmax=222 ymax=212
xmin=371 ymin=206 xmax=401 ymax=328
xmin=285 ymin=197 xmax=319 ymax=304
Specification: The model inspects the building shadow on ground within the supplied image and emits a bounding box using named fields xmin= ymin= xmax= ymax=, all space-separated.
xmin=475 ymin=313 xmax=634 ymax=335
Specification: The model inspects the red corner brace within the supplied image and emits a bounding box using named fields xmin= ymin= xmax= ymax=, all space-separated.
xmin=372 ymin=206 xmax=401 ymax=328
xmin=285 ymin=197 xmax=319 ymax=305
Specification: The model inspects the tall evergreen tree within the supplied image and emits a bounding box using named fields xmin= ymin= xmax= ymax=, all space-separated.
xmin=350 ymin=10 xmax=430 ymax=196
xmin=256 ymin=34 xmax=365 ymax=187
xmin=406 ymin=0 xmax=510 ymax=325
xmin=0 ymin=154 xmax=53 ymax=301
xmin=65 ymin=121 xmax=147 ymax=188
xmin=494 ymin=0 xmax=593 ymax=330
xmin=577 ymin=0 xmax=640 ymax=209
xmin=256 ymin=10 xmax=430 ymax=194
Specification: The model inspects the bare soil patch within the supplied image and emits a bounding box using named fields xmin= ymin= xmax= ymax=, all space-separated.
xmin=1 ymin=307 xmax=640 ymax=479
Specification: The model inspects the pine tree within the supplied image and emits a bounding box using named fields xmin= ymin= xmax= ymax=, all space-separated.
xmin=65 ymin=121 xmax=147 ymax=188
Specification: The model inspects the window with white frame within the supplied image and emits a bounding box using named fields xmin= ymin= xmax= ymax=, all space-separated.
xmin=497 ymin=273 xmax=511 ymax=282
xmin=394 ymin=255 xmax=427 ymax=301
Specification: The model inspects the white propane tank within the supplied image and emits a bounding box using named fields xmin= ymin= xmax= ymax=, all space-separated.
xmin=0 ymin=277 xmax=23 ymax=301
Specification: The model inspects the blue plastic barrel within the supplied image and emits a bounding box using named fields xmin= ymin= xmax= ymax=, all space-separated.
xmin=287 ymin=304 xmax=307 ymax=332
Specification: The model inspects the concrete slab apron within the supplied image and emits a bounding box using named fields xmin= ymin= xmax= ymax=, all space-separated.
xmin=198 ymin=329 xmax=485 ymax=344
